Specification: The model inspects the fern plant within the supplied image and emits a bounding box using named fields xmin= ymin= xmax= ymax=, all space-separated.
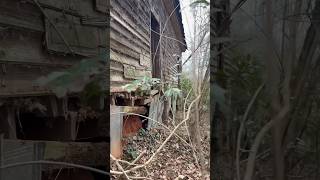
xmin=164 ymin=86 xmax=182 ymax=116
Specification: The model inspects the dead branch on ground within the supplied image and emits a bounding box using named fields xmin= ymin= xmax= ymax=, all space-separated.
xmin=110 ymin=95 xmax=201 ymax=177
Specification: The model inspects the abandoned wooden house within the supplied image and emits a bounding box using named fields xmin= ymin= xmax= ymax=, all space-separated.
xmin=0 ymin=0 xmax=108 ymax=179
xmin=109 ymin=0 xmax=186 ymax=158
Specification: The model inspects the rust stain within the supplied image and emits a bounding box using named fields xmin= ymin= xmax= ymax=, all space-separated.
xmin=122 ymin=115 xmax=142 ymax=137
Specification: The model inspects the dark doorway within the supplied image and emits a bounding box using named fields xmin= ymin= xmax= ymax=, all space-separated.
xmin=151 ymin=13 xmax=161 ymax=78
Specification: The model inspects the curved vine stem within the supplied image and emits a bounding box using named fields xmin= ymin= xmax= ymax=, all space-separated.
xmin=236 ymin=83 xmax=265 ymax=180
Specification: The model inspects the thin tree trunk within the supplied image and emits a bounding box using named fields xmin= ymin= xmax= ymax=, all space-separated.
xmin=243 ymin=104 xmax=289 ymax=180
xmin=264 ymin=0 xmax=286 ymax=179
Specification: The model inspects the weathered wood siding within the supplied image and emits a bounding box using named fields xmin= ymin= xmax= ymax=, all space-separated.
xmin=110 ymin=0 xmax=186 ymax=89
xmin=0 ymin=0 xmax=107 ymax=97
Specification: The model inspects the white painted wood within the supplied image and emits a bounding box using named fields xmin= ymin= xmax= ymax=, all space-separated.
xmin=110 ymin=105 xmax=123 ymax=158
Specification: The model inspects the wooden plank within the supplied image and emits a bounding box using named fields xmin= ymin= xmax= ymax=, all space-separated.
xmin=0 ymin=15 xmax=43 ymax=32
xmin=110 ymin=11 xmax=149 ymax=46
xmin=0 ymin=1 xmax=44 ymax=32
xmin=122 ymin=63 xmax=151 ymax=79
xmin=110 ymin=50 xmax=141 ymax=68
xmin=148 ymin=96 xmax=157 ymax=129
xmin=95 ymin=0 xmax=108 ymax=14
xmin=139 ymin=51 xmax=151 ymax=67
xmin=112 ymin=0 xmax=149 ymax=38
xmin=2 ymin=139 xmax=108 ymax=168
xmin=148 ymin=94 xmax=163 ymax=129
xmin=48 ymin=96 xmax=58 ymax=117
xmin=123 ymin=64 xmax=136 ymax=79
xmin=6 ymin=107 xmax=16 ymax=139
xmin=123 ymin=106 xmax=147 ymax=114
xmin=110 ymin=21 xmax=149 ymax=52
xmin=110 ymin=87 xmax=128 ymax=93
xmin=111 ymin=0 xmax=149 ymax=38
xmin=37 ymin=0 xmax=78 ymax=11
xmin=44 ymin=9 xmax=103 ymax=56
xmin=2 ymin=139 xmax=40 ymax=180
xmin=110 ymin=38 xmax=140 ymax=60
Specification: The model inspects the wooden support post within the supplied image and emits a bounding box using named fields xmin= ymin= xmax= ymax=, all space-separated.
xmin=110 ymin=106 xmax=123 ymax=159
xmin=0 ymin=134 xmax=3 ymax=180
xmin=49 ymin=96 xmax=58 ymax=118
xmin=149 ymin=95 xmax=163 ymax=129
xmin=6 ymin=106 xmax=16 ymax=139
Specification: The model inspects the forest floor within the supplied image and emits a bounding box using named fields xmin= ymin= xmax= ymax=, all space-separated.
xmin=111 ymin=111 xmax=210 ymax=180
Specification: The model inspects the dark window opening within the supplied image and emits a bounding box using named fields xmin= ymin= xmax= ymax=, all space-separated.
xmin=16 ymin=112 xmax=72 ymax=141
xmin=114 ymin=96 xmax=126 ymax=106
xmin=113 ymin=95 xmax=144 ymax=106
xmin=142 ymin=106 xmax=150 ymax=129
xmin=75 ymin=119 xmax=108 ymax=142
xmin=151 ymin=13 xmax=161 ymax=78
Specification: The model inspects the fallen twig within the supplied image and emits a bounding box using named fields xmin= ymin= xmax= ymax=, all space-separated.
xmin=111 ymin=95 xmax=201 ymax=175
xmin=111 ymin=154 xmax=131 ymax=180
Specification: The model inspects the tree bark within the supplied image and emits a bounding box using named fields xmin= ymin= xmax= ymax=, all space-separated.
xmin=264 ymin=0 xmax=286 ymax=179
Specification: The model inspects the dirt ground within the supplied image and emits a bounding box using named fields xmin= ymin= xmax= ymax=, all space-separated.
xmin=111 ymin=111 xmax=210 ymax=180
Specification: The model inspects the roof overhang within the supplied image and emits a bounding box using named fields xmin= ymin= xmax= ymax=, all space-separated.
xmin=163 ymin=0 xmax=187 ymax=52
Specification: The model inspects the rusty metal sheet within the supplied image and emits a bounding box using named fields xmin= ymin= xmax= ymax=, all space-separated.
xmin=122 ymin=115 xmax=142 ymax=137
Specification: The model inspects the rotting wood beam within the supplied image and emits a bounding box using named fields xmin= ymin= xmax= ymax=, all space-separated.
xmin=110 ymin=87 xmax=128 ymax=93
xmin=6 ymin=106 xmax=16 ymax=139
xmin=123 ymin=106 xmax=147 ymax=115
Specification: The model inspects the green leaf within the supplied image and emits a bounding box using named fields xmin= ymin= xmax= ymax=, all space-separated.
xmin=164 ymin=88 xmax=182 ymax=98
xmin=122 ymin=76 xmax=161 ymax=94
xmin=126 ymin=147 xmax=138 ymax=159
xmin=35 ymin=52 xmax=106 ymax=98
xmin=164 ymin=87 xmax=182 ymax=115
